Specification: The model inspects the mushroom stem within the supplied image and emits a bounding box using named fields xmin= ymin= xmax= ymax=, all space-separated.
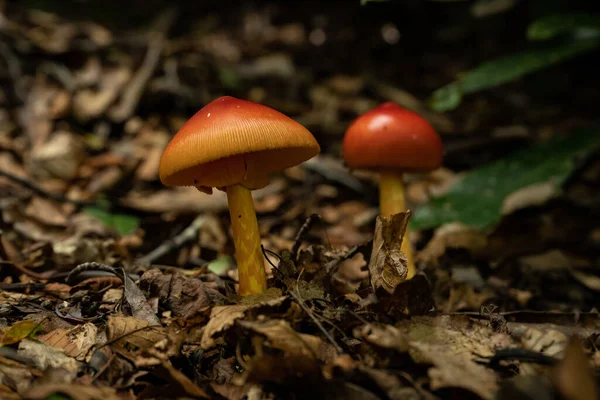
xmin=226 ymin=184 xmax=267 ymax=295
xmin=379 ymin=170 xmax=415 ymax=279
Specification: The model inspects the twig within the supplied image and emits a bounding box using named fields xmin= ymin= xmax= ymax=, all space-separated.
xmin=261 ymin=245 xmax=285 ymax=278
xmin=290 ymin=213 xmax=321 ymax=262
xmin=108 ymin=7 xmax=178 ymax=122
xmin=0 ymin=41 xmax=26 ymax=101
xmin=135 ymin=215 xmax=207 ymax=265
xmin=12 ymin=264 xmax=48 ymax=280
xmin=0 ymin=168 xmax=95 ymax=206
xmin=303 ymin=155 xmax=365 ymax=193
xmin=325 ymin=239 xmax=372 ymax=276
xmin=288 ymin=289 xmax=343 ymax=354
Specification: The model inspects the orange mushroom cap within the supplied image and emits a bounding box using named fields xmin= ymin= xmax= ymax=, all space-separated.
xmin=342 ymin=102 xmax=443 ymax=172
xmin=159 ymin=96 xmax=320 ymax=192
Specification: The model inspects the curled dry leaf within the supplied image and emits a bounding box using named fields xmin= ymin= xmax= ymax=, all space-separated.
xmin=238 ymin=319 xmax=323 ymax=359
xmin=38 ymin=323 xmax=97 ymax=361
xmin=201 ymin=296 xmax=288 ymax=350
xmin=140 ymin=268 xmax=228 ymax=319
xmin=368 ymin=212 xmax=410 ymax=294
xmin=418 ymin=222 xmax=488 ymax=266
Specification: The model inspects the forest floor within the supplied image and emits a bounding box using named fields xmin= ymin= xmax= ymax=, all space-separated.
xmin=0 ymin=1 xmax=599 ymax=399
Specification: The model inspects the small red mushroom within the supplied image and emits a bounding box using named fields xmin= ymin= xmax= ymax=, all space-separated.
xmin=159 ymin=96 xmax=320 ymax=295
xmin=342 ymin=102 xmax=443 ymax=278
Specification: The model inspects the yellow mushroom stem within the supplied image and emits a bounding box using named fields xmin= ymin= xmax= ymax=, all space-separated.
xmin=226 ymin=184 xmax=267 ymax=295
xmin=379 ymin=170 xmax=415 ymax=279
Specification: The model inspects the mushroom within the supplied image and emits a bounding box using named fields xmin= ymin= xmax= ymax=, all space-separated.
xmin=159 ymin=96 xmax=320 ymax=295
xmin=342 ymin=102 xmax=443 ymax=279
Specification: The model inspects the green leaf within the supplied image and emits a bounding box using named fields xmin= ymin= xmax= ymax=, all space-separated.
xmin=528 ymin=13 xmax=600 ymax=41
xmin=84 ymin=206 xmax=140 ymax=236
xmin=207 ymin=255 xmax=234 ymax=276
xmin=429 ymin=38 xmax=600 ymax=112
xmin=410 ymin=127 xmax=600 ymax=231
xmin=1 ymin=320 xmax=42 ymax=345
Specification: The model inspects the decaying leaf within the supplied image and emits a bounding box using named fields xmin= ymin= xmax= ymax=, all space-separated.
xmin=353 ymin=323 xmax=409 ymax=353
xmin=553 ymin=338 xmax=599 ymax=400
xmin=140 ymin=268 xmax=228 ymax=319
xmin=417 ymin=342 xmax=498 ymax=399
xmin=200 ymin=296 xmax=288 ymax=349
xmin=238 ymin=319 xmax=323 ymax=359
xmin=38 ymin=323 xmax=97 ymax=361
xmin=368 ymin=212 xmax=410 ymax=294
xmin=1 ymin=320 xmax=42 ymax=345
xmin=24 ymin=384 xmax=123 ymax=400
xmin=106 ymin=315 xmax=166 ymax=357
xmin=18 ymin=339 xmax=79 ymax=381
xmin=235 ymin=319 xmax=324 ymax=386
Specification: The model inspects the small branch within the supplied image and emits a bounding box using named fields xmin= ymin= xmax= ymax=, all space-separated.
xmin=0 ymin=168 xmax=95 ymax=206
xmin=108 ymin=7 xmax=178 ymax=122
xmin=288 ymin=290 xmax=343 ymax=354
xmin=290 ymin=213 xmax=321 ymax=262
xmin=135 ymin=215 xmax=207 ymax=265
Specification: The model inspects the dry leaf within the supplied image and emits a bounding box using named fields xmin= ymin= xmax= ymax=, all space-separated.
xmin=106 ymin=316 xmax=165 ymax=356
xmin=353 ymin=323 xmax=409 ymax=353
xmin=201 ymin=296 xmax=288 ymax=350
xmin=140 ymin=269 xmax=227 ymax=319
xmin=24 ymin=384 xmax=123 ymax=400
xmin=368 ymin=212 xmax=410 ymax=294
xmin=39 ymin=323 xmax=97 ymax=361
xmin=1 ymin=320 xmax=41 ymax=345
xmin=553 ymin=338 xmax=599 ymax=400
xmin=18 ymin=339 xmax=79 ymax=380
xmin=238 ymin=319 xmax=322 ymax=359
xmin=28 ymin=131 xmax=85 ymax=180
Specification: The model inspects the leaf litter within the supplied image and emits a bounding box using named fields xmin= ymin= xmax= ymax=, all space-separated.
xmin=0 ymin=1 xmax=599 ymax=399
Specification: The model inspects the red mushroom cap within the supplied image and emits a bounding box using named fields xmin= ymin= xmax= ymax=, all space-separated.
xmin=342 ymin=102 xmax=443 ymax=172
xmin=159 ymin=96 xmax=320 ymax=191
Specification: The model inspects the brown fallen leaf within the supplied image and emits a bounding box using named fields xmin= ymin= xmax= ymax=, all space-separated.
xmin=238 ymin=319 xmax=323 ymax=359
xmin=368 ymin=212 xmax=410 ymax=294
xmin=0 ymin=355 xmax=38 ymax=395
xmin=106 ymin=315 xmax=165 ymax=358
xmin=38 ymin=323 xmax=97 ymax=361
xmin=418 ymin=222 xmax=488 ymax=266
xmin=18 ymin=339 xmax=78 ymax=381
xmin=72 ymin=66 xmax=131 ymax=122
xmin=416 ymin=342 xmax=498 ymax=399
xmin=353 ymin=323 xmax=409 ymax=353
xmin=24 ymin=383 xmax=123 ymax=400
xmin=138 ymin=360 xmax=208 ymax=399
xmin=371 ymin=273 xmax=435 ymax=318
xmin=200 ymin=296 xmax=289 ymax=349
xmin=553 ymin=338 xmax=599 ymax=400
xmin=140 ymin=268 xmax=228 ymax=319
xmin=28 ymin=131 xmax=86 ymax=181
xmin=234 ymin=320 xmax=323 ymax=387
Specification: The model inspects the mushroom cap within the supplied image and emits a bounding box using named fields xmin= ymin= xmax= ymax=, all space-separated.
xmin=159 ymin=96 xmax=320 ymax=191
xmin=342 ymin=102 xmax=443 ymax=172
